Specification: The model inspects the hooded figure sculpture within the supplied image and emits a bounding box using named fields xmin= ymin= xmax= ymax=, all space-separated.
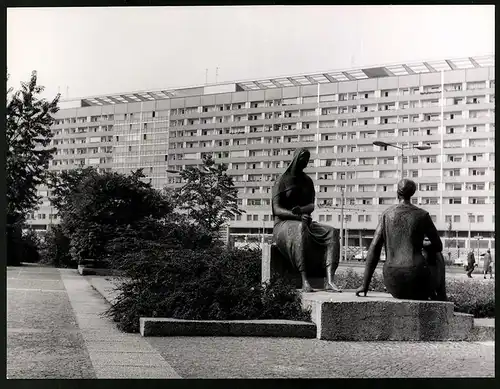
xmin=272 ymin=148 xmax=341 ymax=292
xmin=356 ymin=179 xmax=447 ymax=301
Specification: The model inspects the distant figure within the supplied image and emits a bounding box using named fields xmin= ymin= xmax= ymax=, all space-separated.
xmin=272 ymin=148 xmax=341 ymax=293
xmin=466 ymin=251 xmax=476 ymax=278
xmin=483 ymin=249 xmax=493 ymax=279
xmin=355 ymin=179 xmax=446 ymax=301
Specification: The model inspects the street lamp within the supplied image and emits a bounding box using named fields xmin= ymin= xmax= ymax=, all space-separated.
xmin=373 ymin=141 xmax=431 ymax=179
xmin=467 ymin=212 xmax=473 ymax=252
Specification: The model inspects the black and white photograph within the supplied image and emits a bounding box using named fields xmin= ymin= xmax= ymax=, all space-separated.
xmin=6 ymin=4 xmax=495 ymax=379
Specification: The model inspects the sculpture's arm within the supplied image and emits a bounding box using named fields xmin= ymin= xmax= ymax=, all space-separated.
xmin=424 ymin=213 xmax=443 ymax=253
xmin=272 ymin=194 xmax=302 ymax=221
xmin=356 ymin=216 xmax=384 ymax=296
xmin=300 ymin=203 xmax=315 ymax=215
xmin=299 ymin=179 xmax=315 ymax=215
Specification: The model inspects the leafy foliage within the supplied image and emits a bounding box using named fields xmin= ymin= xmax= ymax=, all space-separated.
xmin=170 ymin=155 xmax=243 ymax=238
xmin=6 ymin=71 xmax=59 ymax=222
xmin=18 ymin=228 xmax=42 ymax=263
xmin=39 ymin=224 xmax=73 ymax=268
xmin=447 ymin=279 xmax=495 ymax=318
xmin=48 ymin=167 xmax=172 ymax=264
xmin=6 ymin=71 xmax=60 ymax=265
xmin=106 ymin=245 xmax=311 ymax=333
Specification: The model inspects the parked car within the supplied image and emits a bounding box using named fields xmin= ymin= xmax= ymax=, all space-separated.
xmin=353 ymin=250 xmax=368 ymax=261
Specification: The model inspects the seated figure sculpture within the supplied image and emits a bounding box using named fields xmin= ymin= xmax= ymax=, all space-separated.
xmin=355 ymin=179 xmax=447 ymax=301
xmin=272 ymin=148 xmax=341 ymax=293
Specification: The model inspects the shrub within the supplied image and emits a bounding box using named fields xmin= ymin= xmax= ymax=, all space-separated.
xmin=447 ymin=279 xmax=495 ymax=318
xmin=39 ymin=224 xmax=74 ymax=268
xmin=106 ymin=244 xmax=310 ymax=333
xmin=338 ymin=268 xmax=494 ymax=318
xmin=335 ymin=268 xmax=386 ymax=292
xmin=20 ymin=229 xmax=42 ymax=263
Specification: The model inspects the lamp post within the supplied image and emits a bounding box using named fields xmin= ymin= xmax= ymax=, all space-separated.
xmin=467 ymin=212 xmax=473 ymax=252
xmin=372 ymin=141 xmax=432 ymax=179
xmin=339 ymin=161 xmax=357 ymax=261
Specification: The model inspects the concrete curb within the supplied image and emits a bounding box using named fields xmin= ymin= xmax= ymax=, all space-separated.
xmin=140 ymin=317 xmax=317 ymax=338
xmin=78 ymin=265 xmax=124 ymax=277
xmin=88 ymin=277 xmax=124 ymax=306
xmin=468 ymin=318 xmax=495 ymax=341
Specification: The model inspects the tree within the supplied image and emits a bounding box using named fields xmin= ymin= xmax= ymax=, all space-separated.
xmin=50 ymin=167 xmax=172 ymax=264
xmin=6 ymin=71 xmax=60 ymax=265
xmin=47 ymin=167 xmax=98 ymax=213
xmin=171 ymin=155 xmax=244 ymax=238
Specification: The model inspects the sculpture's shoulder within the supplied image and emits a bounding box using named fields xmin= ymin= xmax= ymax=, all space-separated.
xmin=381 ymin=204 xmax=399 ymax=218
xmin=388 ymin=203 xmax=429 ymax=218
xmin=409 ymin=204 xmax=430 ymax=220
xmin=304 ymin=174 xmax=314 ymax=185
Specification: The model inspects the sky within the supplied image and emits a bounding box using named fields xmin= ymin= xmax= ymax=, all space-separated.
xmin=7 ymin=5 xmax=495 ymax=102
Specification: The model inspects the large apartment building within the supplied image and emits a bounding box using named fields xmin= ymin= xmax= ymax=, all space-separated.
xmin=28 ymin=55 xmax=495 ymax=255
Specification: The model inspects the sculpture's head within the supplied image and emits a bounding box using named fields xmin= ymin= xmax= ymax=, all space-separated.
xmin=397 ymin=179 xmax=417 ymax=200
xmin=292 ymin=148 xmax=310 ymax=173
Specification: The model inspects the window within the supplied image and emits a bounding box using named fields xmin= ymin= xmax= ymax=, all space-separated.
xmin=326 ymin=215 xmax=332 ymax=222
xmin=358 ymin=215 xmax=364 ymax=222
xmin=431 ymin=215 xmax=437 ymax=223
xmin=319 ymin=215 xmax=325 ymax=222
xmin=477 ymin=215 xmax=484 ymax=223
xmin=445 ymin=215 xmax=452 ymax=223
xmin=453 ymin=215 xmax=460 ymax=223
xmin=449 ymin=198 xmax=462 ymax=204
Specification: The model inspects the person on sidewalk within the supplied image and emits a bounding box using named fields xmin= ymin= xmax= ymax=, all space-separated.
xmin=483 ymin=249 xmax=494 ymax=279
xmin=466 ymin=251 xmax=476 ymax=278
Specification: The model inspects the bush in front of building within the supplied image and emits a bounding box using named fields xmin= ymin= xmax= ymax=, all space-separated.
xmin=447 ymin=279 xmax=495 ymax=318
xmin=39 ymin=224 xmax=74 ymax=268
xmin=335 ymin=267 xmax=386 ymax=292
xmin=105 ymin=237 xmax=311 ymax=333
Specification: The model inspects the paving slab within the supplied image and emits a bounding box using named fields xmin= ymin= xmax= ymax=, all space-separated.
xmin=7 ymin=268 xmax=95 ymax=379
xmin=85 ymin=340 xmax=158 ymax=353
xmin=60 ymin=270 xmax=181 ymax=379
xmin=147 ymin=336 xmax=495 ymax=378
xmin=92 ymin=365 xmax=182 ymax=379
xmin=88 ymin=351 xmax=176 ymax=367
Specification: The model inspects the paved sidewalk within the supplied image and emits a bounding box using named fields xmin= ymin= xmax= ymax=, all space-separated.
xmin=7 ymin=265 xmax=496 ymax=379
xmin=60 ymin=270 xmax=181 ymax=379
xmin=7 ymin=266 xmax=95 ymax=378
xmin=7 ymin=266 xmax=180 ymax=379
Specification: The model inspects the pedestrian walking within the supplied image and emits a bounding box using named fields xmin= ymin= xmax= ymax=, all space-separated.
xmin=466 ymin=251 xmax=476 ymax=278
xmin=483 ymin=249 xmax=494 ymax=279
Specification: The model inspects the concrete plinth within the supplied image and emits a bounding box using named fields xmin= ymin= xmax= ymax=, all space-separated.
xmin=302 ymin=291 xmax=475 ymax=341
xmin=140 ymin=318 xmax=316 ymax=338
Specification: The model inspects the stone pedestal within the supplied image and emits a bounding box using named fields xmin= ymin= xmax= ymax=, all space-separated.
xmin=302 ymin=291 xmax=475 ymax=341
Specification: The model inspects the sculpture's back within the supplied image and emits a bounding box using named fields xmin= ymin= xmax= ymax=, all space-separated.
xmin=381 ymin=204 xmax=444 ymax=300
xmin=356 ymin=179 xmax=446 ymax=301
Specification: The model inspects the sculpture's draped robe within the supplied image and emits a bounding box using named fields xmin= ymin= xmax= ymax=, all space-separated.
xmin=272 ymin=150 xmax=337 ymax=274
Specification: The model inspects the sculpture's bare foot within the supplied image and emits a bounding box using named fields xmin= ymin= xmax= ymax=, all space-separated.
xmin=302 ymin=281 xmax=314 ymax=293
xmin=325 ymin=282 xmax=342 ymax=293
